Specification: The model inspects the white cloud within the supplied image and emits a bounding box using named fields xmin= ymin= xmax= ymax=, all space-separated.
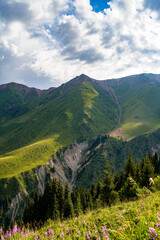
xmin=0 ymin=0 xmax=160 ymax=88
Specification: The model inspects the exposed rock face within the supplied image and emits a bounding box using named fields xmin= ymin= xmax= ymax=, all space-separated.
xmin=36 ymin=166 xmax=49 ymax=195
xmin=48 ymin=141 xmax=89 ymax=188
xmin=7 ymin=191 xmax=26 ymax=221
xmin=3 ymin=141 xmax=89 ymax=225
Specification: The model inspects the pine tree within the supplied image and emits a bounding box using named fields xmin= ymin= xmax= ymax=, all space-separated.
xmin=23 ymin=197 xmax=33 ymax=224
xmin=124 ymin=152 xmax=136 ymax=180
xmin=86 ymin=192 xmax=93 ymax=210
xmin=113 ymin=171 xmax=121 ymax=192
xmin=52 ymin=194 xmax=59 ymax=220
xmin=78 ymin=187 xmax=87 ymax=212
xmin=101 ymin=164 xmax=117 ymax=205
xmin=91 ymin=184 xmax=97 ymax=203
xmin=74 ymin=192 xmax=82 ymax=216
xmin=96 ymin=173 xmax=103 ymax=199
xmin=63 ymin=182 xmax=74 ymax=218
xmin=141 ymin=153 xmax=154 ymax=187
xmin=135 ymin=163 xmax=142 ymax=185
xmin=33 ymin=191 xmax=40 ymax=222
xmin=41 ymin=181 xmax=53 ymax=221
xmin=57 ymin=179 xmax=64 ymax=218
xmin=119 ymin=177 xmax=139 ymax=201
xmin=151 ymin=152 xmax=160 ymax=174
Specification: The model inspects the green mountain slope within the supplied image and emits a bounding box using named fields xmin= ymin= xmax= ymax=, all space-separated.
xmin=0 ymin=75 xmax=118 ymax=178
xmin=75 ymin=129 xmax=160 ymax=188
xmin=1 ymin=73 xmax=160 ymax=226
xmin=1 ymin=73 xmax=160 ymax=180
xmin=105 ymin=74 xmax=160 ymax=138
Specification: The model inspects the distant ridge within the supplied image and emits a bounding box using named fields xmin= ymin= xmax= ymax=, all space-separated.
xmin=0 ymin=82 xmax=55 ymax=96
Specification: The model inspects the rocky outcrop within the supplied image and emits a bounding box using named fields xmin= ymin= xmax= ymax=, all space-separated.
xmin=2 ymin=140 xmax=89 ymax=226
xmin=48 ymin=141 xmax=89 ymax=188
xmin=7 ymin=191 xmax=26 ymax=221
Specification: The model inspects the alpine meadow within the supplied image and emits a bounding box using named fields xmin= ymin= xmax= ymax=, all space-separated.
xmin=1 ymin=0 xmax=160 ymax=239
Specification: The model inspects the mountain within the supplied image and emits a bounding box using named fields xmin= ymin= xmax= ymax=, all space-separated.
xmin=1 ymin=73 xmax=160 ymax=225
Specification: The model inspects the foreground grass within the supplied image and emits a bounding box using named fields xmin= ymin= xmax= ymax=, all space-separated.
xmin=2 ymin=191 xmax=160 ymax=239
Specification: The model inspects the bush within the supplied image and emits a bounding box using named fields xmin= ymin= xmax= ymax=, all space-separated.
xmin=137 ymin=186 xmax=151 ymax=198
xmin=119 ymin=177 xmax=139 ymax=201
xmin=154 ymin=176 xmax=160 ymax=190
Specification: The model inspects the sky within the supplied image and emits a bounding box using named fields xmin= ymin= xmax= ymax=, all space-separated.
xmin=0 ymin=0 xmax=160 ymax=89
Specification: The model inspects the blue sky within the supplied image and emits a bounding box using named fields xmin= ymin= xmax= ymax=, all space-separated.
xmin=0 ymin=0 xmax=160 ymax=88
xmin=90 ymin=0 xmax=111 ymax=12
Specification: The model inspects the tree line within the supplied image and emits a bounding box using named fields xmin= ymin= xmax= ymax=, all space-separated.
xmin=22 ymin=152 xmax=160 ymax=227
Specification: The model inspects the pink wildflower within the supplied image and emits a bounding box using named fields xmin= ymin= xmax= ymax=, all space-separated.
xmin=149 ymin=227 xmax=158 ymax=239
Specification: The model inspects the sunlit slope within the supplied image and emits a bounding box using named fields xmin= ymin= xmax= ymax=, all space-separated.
xmin=107 ymin=74 xmax=160 ymax=138
xmin=0 ymin=76 xmax=118 ymax=178
xmin=0 ymin=137 xmax=61 ymax=179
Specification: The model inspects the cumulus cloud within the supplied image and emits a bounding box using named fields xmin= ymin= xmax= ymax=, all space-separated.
xmin=0 ymin=0 xmax=160 ymax=88
xmin=0 ymin=0 xmax=32 ymax=24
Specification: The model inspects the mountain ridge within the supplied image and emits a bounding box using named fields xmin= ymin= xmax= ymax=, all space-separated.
xmin=2 ymin=72 xmax=160 ymax=90
xmin=1 ymin=72 xmax=160 ymax=226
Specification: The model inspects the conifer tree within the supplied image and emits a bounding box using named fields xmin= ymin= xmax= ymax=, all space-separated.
xmin=113 ymin=171 xmax=121 ymax=192
xmin=151 ymin=152 xmax=160 ymax=174
xmin=96 ymin=172 xmax=103 ymax=199
xmin=41 ymin=181 xmax=53 ymax=221
xmin=119 ymin=177 xmax=139 ymax=201
xmin=124 ymin=152 xmax=136 ymax=180
xmin=86 ymin=192 xmax=93 ymax=210
xmin=63 ymin=182 xmax=74 ymax=218
xmin=23 ymin=197 xmax=33 ymax=224
xmin=78 ymin=187 xmax=87 ymax=212
xmin=57 ymin=179 xmax=64 ymax=218
xmin=101 ymin=163 xmax=117 ymax=205
xmin=141 ymin=153 xmax=154 ymax=187
xmin=135 ymin=163 xmax=142 ymax=185
xmin=52 ymin=194 xmax=59 ymax=220
xmin=33 ymin=191 xmax=40 ymax=222
xmin=91 ymin=184 xmax=97 ymax=203
xmin=74 ymin=192 xmax=82 ymax=216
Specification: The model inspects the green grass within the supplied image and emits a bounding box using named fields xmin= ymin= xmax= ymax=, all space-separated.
xmin=0 ymin=136 xmax=62 ymax=179
xmin=1 ymin=75 xmax=160 ymax=182
xmin=114 ymin=77 xmax=160 ymax=138
xmin=0 ymin=80 xmax=118 ymax=156
xmin=5 ymin=191 xmax=160 ymax=239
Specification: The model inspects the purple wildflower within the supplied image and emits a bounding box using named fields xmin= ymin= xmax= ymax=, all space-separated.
xmin=34 ymin=235 xmax=38 ymax=240
xmin=48 ymin=229 xmax=54 ymax=235
xmin=149 ymin=227 xmax=158 ymax=239
xmin=102 ymin=226 xmax=107 ymax=231
xmin=60 ymin=231 xmax=64 ymax=238
xmin=157 ymin=223 xmax=160 ymax=228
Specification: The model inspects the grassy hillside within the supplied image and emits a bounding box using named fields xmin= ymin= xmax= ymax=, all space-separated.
xmin=3 ymin=191 xmax=160 ymax=239
xmin=0 ymin=77 xmax=118 ymax=179
xmin=1 ymin=73 xmax=160 ymax=182
xmin=0 ymin=136 xmax=61 ymax=179
xmin=0 ymin=77 xmax=118 ymax=156
xmin=75 ymin=129 xmax=160 ymax=188
xmin=106 ymin=74 xmax=160 ymax=138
